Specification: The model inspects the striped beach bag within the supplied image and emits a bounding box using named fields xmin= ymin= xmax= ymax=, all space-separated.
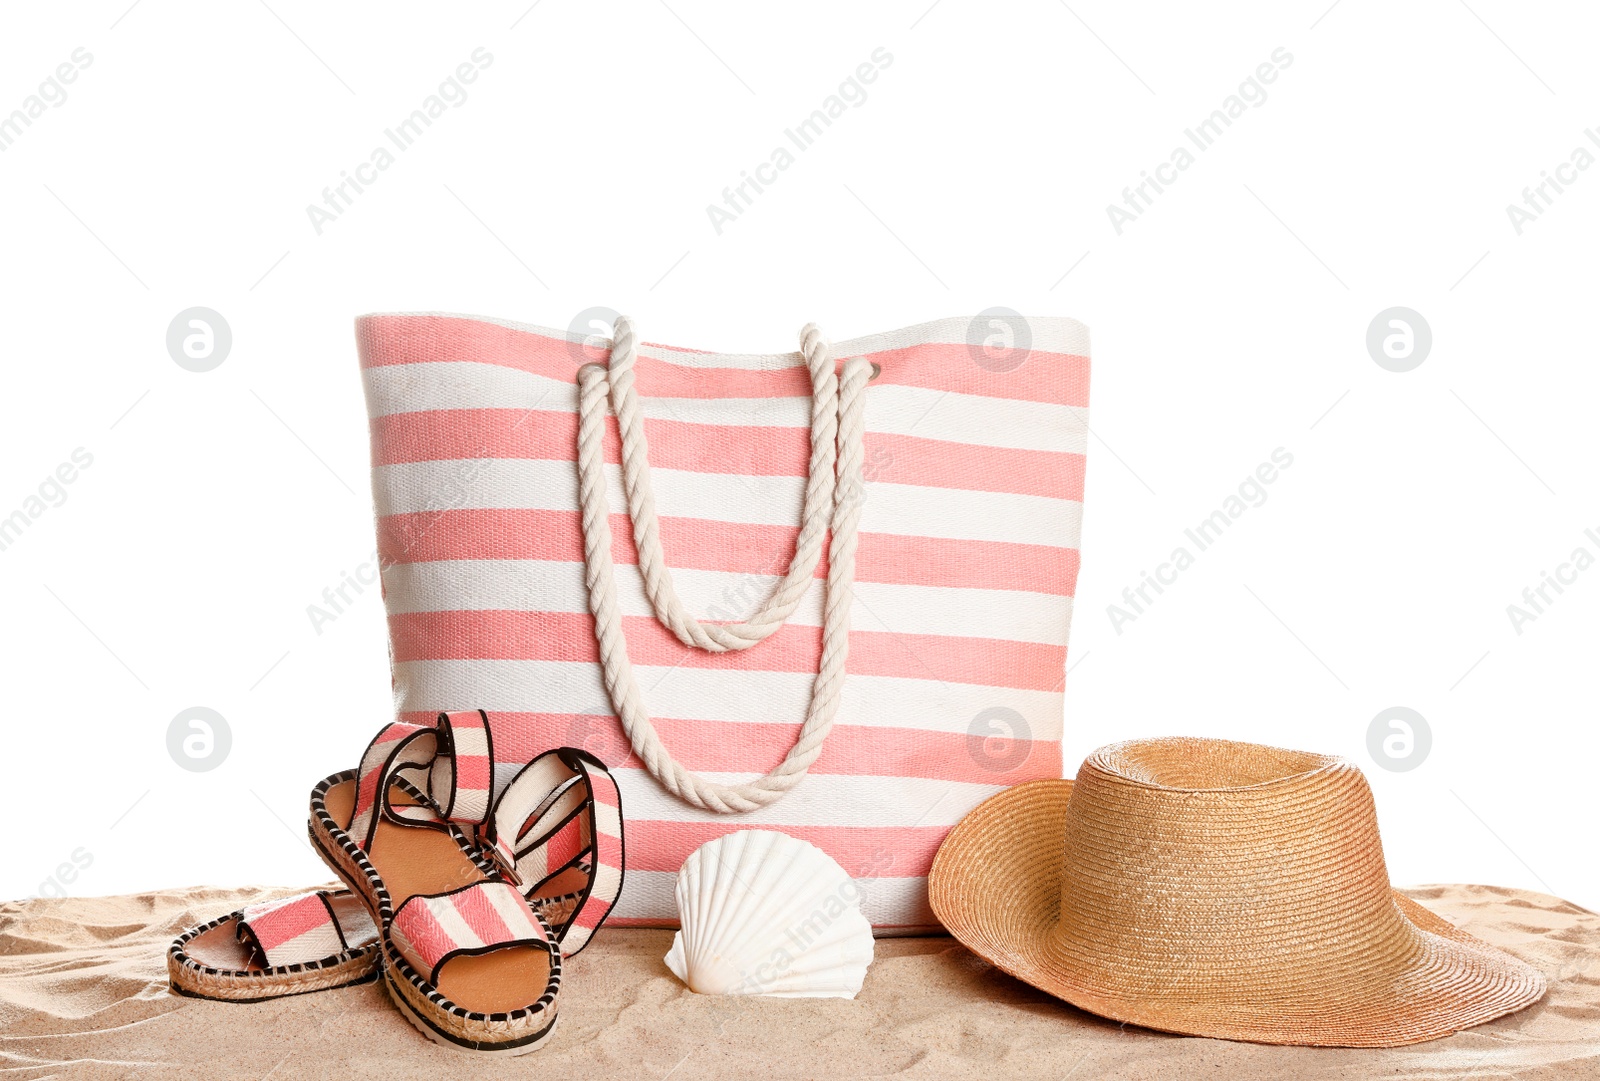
xmin=356 ymin=311 xmax=1089 ymax=932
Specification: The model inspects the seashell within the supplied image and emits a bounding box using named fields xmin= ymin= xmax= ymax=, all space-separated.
xmin=664 ymin=830 xmax=874 ymax=999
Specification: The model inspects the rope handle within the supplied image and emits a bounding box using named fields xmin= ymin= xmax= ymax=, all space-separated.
xmin=575 ymin=317 xmax=870 ymax=813
xmin=599 ymin=316 xmax=841 ymax=651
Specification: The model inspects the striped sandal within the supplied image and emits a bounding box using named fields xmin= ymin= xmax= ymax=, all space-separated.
xmin=309 ymin=712 xmax=562 ymax=1055
xmin=484 ymin=746 xmax=625 ymax=958
xmin=323 ymin=713 xmax=625 ymax=960
xmin=167 ymin=889 xmax=379 ymax=1002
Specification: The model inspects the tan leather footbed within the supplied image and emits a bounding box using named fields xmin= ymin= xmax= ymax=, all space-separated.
xmin=184 ymin=921 xmax=254 ymax=970
xmin=324 ymin=781 xmax=551 ymax=1014
xmin=535 ymin=865 xmax=588 ymax=898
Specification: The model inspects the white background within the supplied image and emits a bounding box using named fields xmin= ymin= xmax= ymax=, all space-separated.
xmin=2 ymin=1 xmax=1595 ymax=913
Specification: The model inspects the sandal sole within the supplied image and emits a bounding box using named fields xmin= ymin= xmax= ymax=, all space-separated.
xmin=307 ymin=771 xmax=561 ymax=1054
xmin=167 ymin=946 xmax=379 ymax=1003
xmin=167 ymin=898 xmax=381 ymax=1003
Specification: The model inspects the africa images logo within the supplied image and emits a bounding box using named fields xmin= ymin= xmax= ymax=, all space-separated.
xmin=705 ymin=47 xmax=893 ymax=234
xmin=1105 ymin=48 xmax=1292 ymax=235
xmin=305 ymin=48 xmax=493 ymax=234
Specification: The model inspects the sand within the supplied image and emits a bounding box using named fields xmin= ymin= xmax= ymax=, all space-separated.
xmin=1 ymin=883 xmax=1596 ymax=1079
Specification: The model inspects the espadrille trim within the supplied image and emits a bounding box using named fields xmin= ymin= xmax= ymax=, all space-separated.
xmin=309 ymin=770 xmax=562 ymax=1037
xmin=382 ymin=942 xmax=560 ymax=1052
xmin=348 ymin=714 xmax=627 ymax=962
xmin=380 ymin=910 xmax=562 ymax=1022
xmin=306 ymin=713 xmax=629 ymax=1049
xmin=531 ymin=890 xmax=583 ymax=932
xmin=166 ymin=891 xmax=381 ymax=1003
xmin=310 ymin=771 xmax=498 ymax=934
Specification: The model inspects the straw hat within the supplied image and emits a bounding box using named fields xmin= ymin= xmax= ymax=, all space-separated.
xmin=928 ymin=737 xmax=1547 ymax=1047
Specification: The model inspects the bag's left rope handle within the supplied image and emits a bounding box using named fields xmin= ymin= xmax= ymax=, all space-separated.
xmin=591 ymin=315 xmax=841 ymax=653
xmin=575 ymin=341 xmax=870 ymax=813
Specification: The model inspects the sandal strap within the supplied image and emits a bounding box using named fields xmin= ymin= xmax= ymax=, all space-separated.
xmin=388 ymin=882 xmax=550 ymax=986
xmin=351 ymin=723 xmax=437 ymax=851
xmin=484 ymin=751 xmax=573 ymax=876
xmin=560 ymin=760 xmax=622 ymax=955
xmin=429 ymin=710 xmax=496 ymax=828
xmin=349 ymin=719 xmax=622 ymax=958
xmin=351 ymin=713 xmax=502 ymax=850
xmin=350 ymin=722 xmax=439 ymax=850
xmin=487 ymin=748 xmax=624 ymax=957
xmin=237 ymin=890 xmax=370 ymax=968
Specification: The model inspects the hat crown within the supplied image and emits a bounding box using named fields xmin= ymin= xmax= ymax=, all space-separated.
xmin=1051 ymin=737 xmax=1402 ymax=994
xmin=929 ymin=734 xmax=1548 ymax=1045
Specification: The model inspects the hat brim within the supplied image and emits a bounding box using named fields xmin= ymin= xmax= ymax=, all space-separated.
xmin=928 ymin=779 xmax=1548 ymax=1047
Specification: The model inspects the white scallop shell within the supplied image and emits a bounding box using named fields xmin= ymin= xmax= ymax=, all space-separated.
xmin=664 ymin=830 xmax=874 ymax=999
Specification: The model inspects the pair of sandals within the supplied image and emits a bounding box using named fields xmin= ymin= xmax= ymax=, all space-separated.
xmin=168 ymin=711 xmax=624 ymax=1055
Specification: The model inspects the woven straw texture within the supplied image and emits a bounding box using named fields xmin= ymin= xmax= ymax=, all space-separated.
xmin=928 ymin=737 xmax=1548 ymax=1047
xmin=166 ymin=928 xmax=377 ymax=1003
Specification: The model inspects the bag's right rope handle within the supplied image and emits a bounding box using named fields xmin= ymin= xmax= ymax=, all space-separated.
xmin=575 ymin=338 xmax=871 ymax=813
xmin=600 ymin=315 xmax=839 ymax=652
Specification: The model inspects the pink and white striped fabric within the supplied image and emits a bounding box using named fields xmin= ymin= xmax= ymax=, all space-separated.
xmin=488 ymin=746 xmax=624 ymax=955
xmin=238 ymin=891 xmax=365 ymax=966
xmin=431 ymin=709 xmax=494 ymax=826
xmin=356 ymin=312 xmax=1089 ymax=931
xmin=389 ymin=883 xmax=550 ymax=984
xmin=350 ymin=721 xmax=438 ymax=851
xmin=350 ymin=714 xmax=509 ymax=844
xmin=569 ymin=768 xmax=623 ymax=949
